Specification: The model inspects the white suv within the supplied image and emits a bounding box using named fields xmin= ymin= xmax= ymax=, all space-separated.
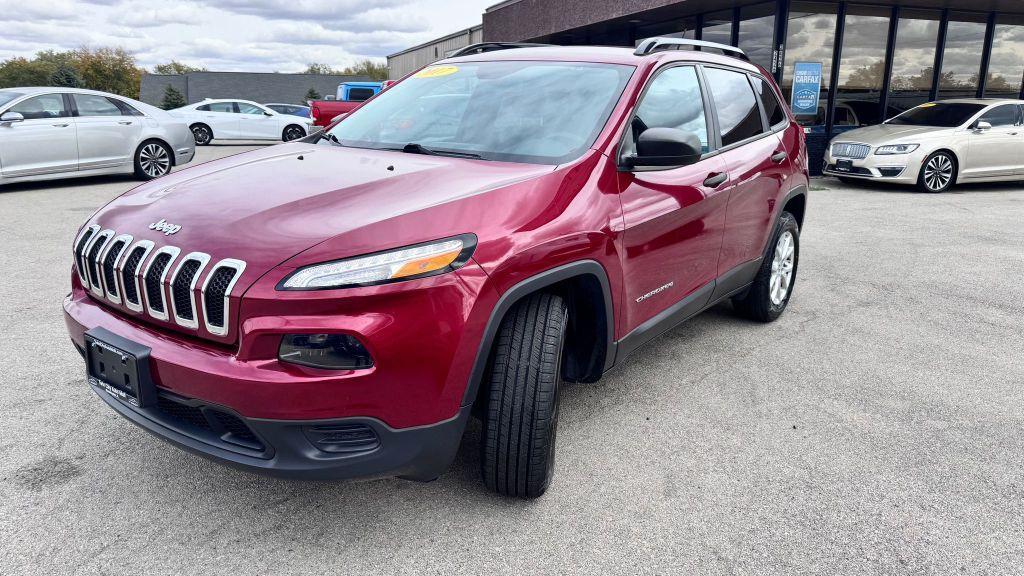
xmin=170 ymin=99 xmax=313 ymax=145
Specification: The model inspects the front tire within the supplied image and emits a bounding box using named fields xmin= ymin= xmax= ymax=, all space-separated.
xmin=918 ymin=151 xmax=956 ymax=193
xmin=134 ymin=141 xmax=173 ymax=181
xmin=481 ymin=293 xmax=568 ymax=498
xmin=733 ymin=211 xmax=800 ymax=322
xmin=283 ymin=125 xmax=306 ymax=142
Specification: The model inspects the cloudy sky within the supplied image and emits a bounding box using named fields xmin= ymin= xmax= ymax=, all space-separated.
xmin=0 ymin=0 xmax=495 ymax=72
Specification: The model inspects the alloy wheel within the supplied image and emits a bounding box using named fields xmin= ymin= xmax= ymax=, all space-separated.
xmin=769 ymin=230 xmax=795 ymax=306
xmin=139 ymin=144 xmax=171 ymax=178
xmin=923 ymin=154 xmax=953 ymax=191
xmin=192 ymin=126 xmax=210 ymax=145
xmin=284 ymin=126 xmax=305 ymax=141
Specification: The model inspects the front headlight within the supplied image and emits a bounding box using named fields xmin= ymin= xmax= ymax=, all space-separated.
xmin=874 ymin=144 xmax=919 ymax=155
xmin=278 ymin=234 xmax=476 ymax=290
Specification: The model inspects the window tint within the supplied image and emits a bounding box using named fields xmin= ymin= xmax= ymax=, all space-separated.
xmin=627 ymin=66 xmax=709 ymax=156
xmin=347 ymin=87 xmax=376 ymax=102
xmin=9 ymin=94 xmax=68 ymax=119
xmin=198 ymin=102 xmax=235 ymax=113
xmin=751 ymin=76 xmax=787 ymax=127
xmin=704 ymin=68 xmax=765 ymax=146
xmin=979 ymin=104 xmax=1020 ymax=127
xmin=237 ymin=103 xmax=265 ymax=115
xmin=889 ymin=102 xmax=986 ymax=127
xmin=73 ymin=93 xmax=121 ymax=116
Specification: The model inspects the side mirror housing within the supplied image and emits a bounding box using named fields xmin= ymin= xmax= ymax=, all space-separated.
xmin=975 ymin=121 xmax=992 ymax=132
xmin=625 ymin=127 xmax=703 ymax=169
xmin=264 ymin=111 xmax=274 ymax=116
xmin=1 ymin=111 xmax=24 ymax=123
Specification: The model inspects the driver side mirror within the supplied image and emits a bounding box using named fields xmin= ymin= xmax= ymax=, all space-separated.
xmin=974 ymin=121 xmax=992 ymax=132
xmin=624 ymin=127 xmax=703 ymax=169
xmin=264 ymin=111 xmax=274 ymax=116
xmin=1 ymin=112 xmax=24 ymax=123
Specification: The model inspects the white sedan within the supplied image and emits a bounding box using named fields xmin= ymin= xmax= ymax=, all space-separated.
xmin=825 ymin=99 xmax=1024 ymax=193
xmin=0 ymin=87 xmax=194 ymax=185
xmin=170 ymin=99 xmax=314 ymax=145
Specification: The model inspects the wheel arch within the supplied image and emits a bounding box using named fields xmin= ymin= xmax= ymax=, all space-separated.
xmin=462 ymin=260 xmax=615 ymax=409
xmin=781 ymin=184 xmax=808 ymax=229
xmin=930 ymin=147 xmax=961 ymax=181
xmin=189 ymin=122 xmax=213 ymax=140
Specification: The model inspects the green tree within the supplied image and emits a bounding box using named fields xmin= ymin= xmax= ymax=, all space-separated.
xmin=50 ymin=63 xmax=83 ymax=87
xmin=161 ymin=84 xmax=187 ymax=110
xmin=304 ymin=87 xmax=322 ymax=102
xmin=74 ymin=47 xmax=143 ymax=98
xmin=154 ymin=61 xmax=206 ymax=75
xmin=341 ymin=59 xmax=389 ymax=81
xmin=304 ymin=63 xmax=336 ymax=75
xmin=0 ymin=57 xmax=54 ymax=88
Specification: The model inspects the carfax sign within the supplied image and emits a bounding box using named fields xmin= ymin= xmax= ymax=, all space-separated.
xmin=791 ymin=61 xmax=823 ymax=116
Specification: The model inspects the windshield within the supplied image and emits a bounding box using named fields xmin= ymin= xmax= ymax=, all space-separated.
xmin=888 ymin=103 xmax=987 ymax=127
xmin=0 ymin=91 xmax=26 ymax=109
xmin=321 ymin=61 xmax=634 ymax=164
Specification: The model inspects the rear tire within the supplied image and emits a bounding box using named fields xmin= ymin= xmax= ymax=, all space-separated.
xmin=733 ymin=211 xmax=800 ymax=322
xmin=133 ymin=140 xmax=173 ymax=181
xmin=191 ymin=123 xmax=212 ymax=146
xmin=917 ymin=150 xmax=956 ymax=193
xmin=481 ymin=293 xmax=568 ymax=498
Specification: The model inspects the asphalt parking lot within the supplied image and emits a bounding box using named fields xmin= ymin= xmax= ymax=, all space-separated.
xmin=1 ymin=146 xmax=1022 ymax=575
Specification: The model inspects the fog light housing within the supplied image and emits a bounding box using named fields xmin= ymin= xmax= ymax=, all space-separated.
xmin=279 ymin=334 xmax=373 ymax=370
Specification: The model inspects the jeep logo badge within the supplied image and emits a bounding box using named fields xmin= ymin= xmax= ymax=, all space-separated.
xmin=149 ymin=219 xmax=181 ymax=236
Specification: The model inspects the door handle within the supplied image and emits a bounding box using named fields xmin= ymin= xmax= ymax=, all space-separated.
xmin=118 ymin=121 xmax=133 ymax=125
xmin=771 ymin=151 xmax=788 ymax=163
xmin=703 ymin=172 xmax=728 ymax=188
xmin=52 ymin=123 xmax=70 ymax=127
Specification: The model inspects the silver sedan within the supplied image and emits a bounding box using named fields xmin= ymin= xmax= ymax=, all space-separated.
xmin=0 ymin=87 xmax=195 ymax=185
xmin=824 ymin=99 xmax=1024 ymax=193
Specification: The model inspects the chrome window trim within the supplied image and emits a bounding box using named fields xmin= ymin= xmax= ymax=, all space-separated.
xmin=123 ymin=240 xmax=156 ymax=313
xmin=142 ymin=245 xmax=181 ymax=322
xmin=100 ymin=233 xmax=133 ymax=305
xmin=73 ymin=224 xmax=100 ymax=285
xmin=84 ymin=229 xmax=115 ymax=298
xmin=201 ymin=258 xmax=247 ymax=337
xmin=170 ymin=252 xmax=211 ymax=330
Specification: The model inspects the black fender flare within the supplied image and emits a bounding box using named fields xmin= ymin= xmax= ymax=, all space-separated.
xmin=460 ymin=260 xmax=616 ymax=407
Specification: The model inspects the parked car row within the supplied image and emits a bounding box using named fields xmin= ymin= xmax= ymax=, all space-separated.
xmin=169 ymin=99 xmax=315 ymax=145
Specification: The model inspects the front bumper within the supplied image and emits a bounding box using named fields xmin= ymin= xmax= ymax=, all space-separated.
xmin=85 ymin=370 xmax=471 ymax=481
xmin=823 ymin=147 xmax=925 ymax=184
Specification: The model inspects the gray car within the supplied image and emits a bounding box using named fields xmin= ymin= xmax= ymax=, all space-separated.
xmin=0 ymin=87 xmax=195 ymax=185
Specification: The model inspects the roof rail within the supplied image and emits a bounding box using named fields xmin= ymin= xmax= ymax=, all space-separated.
xmin=446 ymin=42 xmax=549 ymax=58
xmin=634 ymin=37 xmax=750 ymax=61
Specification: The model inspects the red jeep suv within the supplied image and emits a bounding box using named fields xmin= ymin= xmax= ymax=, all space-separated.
xmin=65 ymin=39 xmax=808 ymax=498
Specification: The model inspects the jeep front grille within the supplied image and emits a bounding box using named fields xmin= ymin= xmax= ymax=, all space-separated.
xmin=74 ymin=230 xmax=246 ymax=339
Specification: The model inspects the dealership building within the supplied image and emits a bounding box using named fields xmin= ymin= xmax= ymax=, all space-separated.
xmin=390 ymin=0 xmax=1024 ymax=171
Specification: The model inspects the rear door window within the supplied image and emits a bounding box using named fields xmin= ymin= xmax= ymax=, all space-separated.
xmin=624 ymin=65 xmax=710 ymax=157
xmin=703 ymin=67 xmax=766 ymax=146
xmin=72 ymin=93 xmax=122 ymax=117
xmin=237 ymin=103 xmax=265 ymax=115
xmin=198 ymin=102 xmax=236 ymax=113
xmin=750 ymin=76 xmax=787 ymax=128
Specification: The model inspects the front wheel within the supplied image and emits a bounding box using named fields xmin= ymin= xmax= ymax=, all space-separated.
xmin=134 ymin=141 xmax=173 ymax=180
xmin=481 ymin=293 xmax=568 ymax=498
xmin=733 ymin=211 xmax=800 ymax=322
xmin=283 ymin=125 xmax=306 ymax=142
xmin=918 ymin=151 xmax=956 ymax=193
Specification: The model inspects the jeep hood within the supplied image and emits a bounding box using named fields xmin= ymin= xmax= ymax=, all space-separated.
xmin=89 ymin=142 xmax=553 ymax=285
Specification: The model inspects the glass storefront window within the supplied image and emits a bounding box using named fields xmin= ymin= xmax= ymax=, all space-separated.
xmin=986 ymin=15 xmax=1024 ymax=98
xmin=834 ymin=5 xmax=892 ymax=128
xmin=887 ymin=10 xmax=941 ymax=119
xmin=781 ymin=2 xmax=838 ymax=127
xmin=938 ymin=13 xmax=987 ymax=99
xmin=702 ymin=10 xmax=734 ymax=46
xmin=635 ymin=16 xmax=697 ymax=45
xmin=738 ymin=3 xmax=776 ymax=71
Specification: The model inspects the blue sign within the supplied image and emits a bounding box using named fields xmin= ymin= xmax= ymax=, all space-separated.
xmin=791 ymin=61 xmax=823 ymax=116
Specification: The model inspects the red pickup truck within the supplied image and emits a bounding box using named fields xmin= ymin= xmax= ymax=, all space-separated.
xmin=309 ymin=81 xmax=393 ymax=127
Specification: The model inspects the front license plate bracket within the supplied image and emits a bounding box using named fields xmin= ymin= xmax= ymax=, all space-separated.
xmin=84 ymin=327 xmax=156 ymax=408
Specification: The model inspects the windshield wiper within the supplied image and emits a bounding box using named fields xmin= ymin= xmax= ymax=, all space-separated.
xmin=398 ymin=143 xmax=483 ymax=159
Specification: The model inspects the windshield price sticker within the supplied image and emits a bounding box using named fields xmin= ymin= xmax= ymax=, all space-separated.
xmin=414 ymin=65 xmax=459 ymax=79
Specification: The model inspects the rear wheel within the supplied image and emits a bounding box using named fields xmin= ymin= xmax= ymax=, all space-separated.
xmin=733 ymin=211 xmax=799 ymax=322
xmin=134 ymin=141 xmax=172 ymax=180
xmin=191 ymin=124 xmax=212 ymax=146
xmin=481 ymin=293 xmax=568 ymax=498
xmin=283 ymin=125 xmax=306 ymax=142
xmin=918 ymin=151 xmax=956 ymax=193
